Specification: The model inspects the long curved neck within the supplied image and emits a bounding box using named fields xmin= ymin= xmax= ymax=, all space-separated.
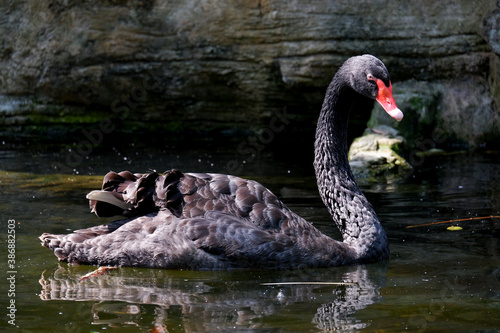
xmin=314 ymin=75 xmax=389 ymax=263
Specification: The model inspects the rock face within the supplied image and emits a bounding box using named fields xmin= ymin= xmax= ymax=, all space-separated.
xmin=0 ymin=1 xmax=499 ymax=148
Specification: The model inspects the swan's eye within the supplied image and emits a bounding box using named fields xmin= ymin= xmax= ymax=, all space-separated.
xmin=367 ymin=74 xmax=375 ymax=81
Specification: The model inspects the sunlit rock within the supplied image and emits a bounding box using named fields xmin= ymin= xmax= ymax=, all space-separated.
xmin=349 ymin=126 xmax=412 ymax=180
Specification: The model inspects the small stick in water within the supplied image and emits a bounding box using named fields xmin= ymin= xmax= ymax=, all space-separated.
xmin=260 ymin=282 xmax=356 ymax=286
xmin=405 ymin=215 xmax=500 ymax=229
xmin=78 ymin=266 xmax=118 ymax=282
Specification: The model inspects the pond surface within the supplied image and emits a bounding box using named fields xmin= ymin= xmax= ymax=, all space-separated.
xmin=1 ymin=142 xmax=499 ymax=332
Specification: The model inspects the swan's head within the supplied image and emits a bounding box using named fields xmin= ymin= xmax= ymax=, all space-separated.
xmin=345 ymin=54 xmax=404 ymax=122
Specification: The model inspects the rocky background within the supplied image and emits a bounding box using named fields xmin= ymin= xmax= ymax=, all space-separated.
xmin=1 ymin=0 xmax=499 ymax=150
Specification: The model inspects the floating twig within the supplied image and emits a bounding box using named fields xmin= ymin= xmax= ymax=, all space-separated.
xmin=78 ymin=266 xmax=118 ymax=282
xmin=405 ymin=215 xmax=500 ymax=229
xmin=260 ymin=282 xmax=356 ymax=286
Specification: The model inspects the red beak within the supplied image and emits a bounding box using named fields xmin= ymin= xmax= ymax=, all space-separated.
xmin=375 ymin=79 xmax=403 ymax=122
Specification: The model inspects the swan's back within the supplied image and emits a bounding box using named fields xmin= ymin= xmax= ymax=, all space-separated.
xmin=90 ymin=170 xmax=295 ymax=228
xmin=40 ymin=170 xmax=352 ymax=269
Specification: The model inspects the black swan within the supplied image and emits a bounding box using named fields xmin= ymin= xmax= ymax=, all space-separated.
xmin=40 ymin=55 xmax=403 ymax=269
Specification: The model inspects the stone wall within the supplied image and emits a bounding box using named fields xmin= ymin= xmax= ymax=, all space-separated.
xmin=1 ymin=0 xmax=499 ymax=148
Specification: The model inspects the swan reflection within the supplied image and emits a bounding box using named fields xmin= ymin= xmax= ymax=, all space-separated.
xmin=39 ymin=264 xmax=387 ymax=331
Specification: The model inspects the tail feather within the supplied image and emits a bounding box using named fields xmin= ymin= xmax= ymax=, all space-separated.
xmin=88 ymin=169 xmax=185 ymax=218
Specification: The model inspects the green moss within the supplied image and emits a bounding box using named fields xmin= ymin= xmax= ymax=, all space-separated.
xmin=28 ymin=110 xmax=107 ymax=125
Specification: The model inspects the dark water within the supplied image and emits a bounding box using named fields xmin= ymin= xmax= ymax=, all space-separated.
xmin=1 ymin=143 xmax=499 ymax=332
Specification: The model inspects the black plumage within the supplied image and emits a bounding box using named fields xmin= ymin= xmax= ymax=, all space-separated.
xmin=40 ymin=55 xmax=403 ymax=269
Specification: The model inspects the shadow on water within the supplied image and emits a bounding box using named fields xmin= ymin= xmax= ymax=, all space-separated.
xmin=1 ymin=144 xmax=500 ymax=332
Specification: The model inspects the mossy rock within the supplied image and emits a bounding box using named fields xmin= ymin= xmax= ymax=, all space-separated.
xmin=349 ymin=126 xmax=413 ymax=181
